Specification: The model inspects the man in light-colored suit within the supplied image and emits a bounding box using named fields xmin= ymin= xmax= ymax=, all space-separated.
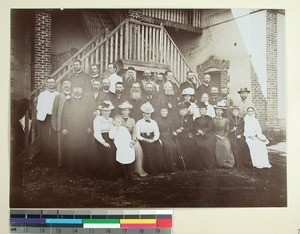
xmin=52 ymin=79 xmax=72 ymax=166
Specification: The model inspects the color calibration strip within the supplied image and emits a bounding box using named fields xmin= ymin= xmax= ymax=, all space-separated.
xmin=10 ymin=209 xmax=172 ymax=233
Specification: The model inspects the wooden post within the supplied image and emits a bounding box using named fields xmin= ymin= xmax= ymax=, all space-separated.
xmin=137 ymin=25 xmax=141 ymax=61
xmin=114 ymin=30 xmax=118 ymax=62
xmin=147 ymin=26 xmax=151 ymax=62
xmin=100 ymin=44 xmax=104 ymax=76
xmin=159 ymin=25 xmax=163 ymax=64
xmin=125 ymin=21 xmax=129 ymax=60
xmin=110 ymin=36 xmax=113 ymax=63
xmin=120 ymin=25 xmax=123 ymax=60
xmin=105 ymin=40 xmax=109 ymax=70
xmin=141 ymin=25 xmax=145 ymax=62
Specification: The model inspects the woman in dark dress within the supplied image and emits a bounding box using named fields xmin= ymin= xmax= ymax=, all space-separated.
xmin=172 ymin=102 xmax=199 ymax=170
xmin=194 ymin=102 xmax=216 ymax=169
xmin=212 ymin=104 xmax=235 ymax=168
xmin=228 ymin=105 xmax=252 ymax=168
xmin=156 ymin=106 xmax=179 ymax=172
xmin=136 ymin=102 xmax=164 ymax=175
xmin=93 ymin=100 xmax=120 ymax=179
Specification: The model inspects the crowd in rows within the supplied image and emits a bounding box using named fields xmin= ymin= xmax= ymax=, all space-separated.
xmin=36 ymin=60 xmax=271 ymax=180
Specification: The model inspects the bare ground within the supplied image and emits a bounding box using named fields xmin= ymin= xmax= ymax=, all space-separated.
xmin=12 ymin=152 xmax=286 ymax=208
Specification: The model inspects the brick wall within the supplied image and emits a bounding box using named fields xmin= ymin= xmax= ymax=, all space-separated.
xmin=266 ymin=10 xmax=279 ymax=129
xmin=251 ymin=64 xmax=268 ymax=129
xmin=196 ymin=56 xmax=230 ymax=88
xmin=32 ymin=10 xmax=52 ymax=90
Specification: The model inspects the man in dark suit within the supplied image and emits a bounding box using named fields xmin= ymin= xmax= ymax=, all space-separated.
xmin=209 ymin=87 xmax=222 ymax=106
xmin=67 ymin=60 xmax=90 ymax=93
xmin=61 ymin=86 xmax=92 ymax=171
xmin=180 ymin=71 xmax=198 ymax=92
xmin=84 ymin=79 xmax=104 ymax=117
xmin=111 ymin=82 xmax=129 ymax=116
xmin=97 ymin=78 xmax=114 ymax=103
xmin=195 ymin=73 xmax=211 ymax=102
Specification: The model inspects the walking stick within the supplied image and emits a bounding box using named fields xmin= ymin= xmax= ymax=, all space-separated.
xmin=174 ymin=137 xmax=187 ymax=171
xmin=57 ymin=132 xmax=62 ymax=166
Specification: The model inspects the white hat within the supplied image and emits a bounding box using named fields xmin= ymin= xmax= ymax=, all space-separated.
xmin=118 ymin=101 xmax=133 ymax=109
xmin=256 ymin=133 xmax=269 ymax=144
xmin=98 ymin=100 xmax=115 ymax=110
xmin=181 ymin=87 xmax=195 ymax=95
xmin=140 ymin=102 xmax=154 ymax=113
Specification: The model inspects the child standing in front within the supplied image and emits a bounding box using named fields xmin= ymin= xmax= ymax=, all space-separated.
xmin=109 ymin=115 xmax=135 ymax=179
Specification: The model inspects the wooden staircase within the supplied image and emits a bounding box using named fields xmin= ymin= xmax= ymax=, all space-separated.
xmin=25 ymin=19 xmax=198 ymax=157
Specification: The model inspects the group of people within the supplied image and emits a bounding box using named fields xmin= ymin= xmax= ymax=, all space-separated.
xmin=36 ymin=60 xmax=272 ymax=180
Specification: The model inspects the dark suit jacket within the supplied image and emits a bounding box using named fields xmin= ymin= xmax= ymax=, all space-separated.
xmin=52 ymin=93 xmax=69 ymax=132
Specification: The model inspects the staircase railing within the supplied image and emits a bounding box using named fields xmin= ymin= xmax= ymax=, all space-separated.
xmin=25 ymin=19 xmax=198 ymax=155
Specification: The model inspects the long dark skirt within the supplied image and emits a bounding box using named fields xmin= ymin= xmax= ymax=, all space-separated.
xmin=215 ymin=136 xmax=235 ymax=168
xmin=195 ymin=133 xmax=216 ymax=169
xmin=139 ymin=140 xmax=163 ymax=175
xmin=175 ymin=134 xmax=198 ymax=170
xmin=229 ymin=136 xmax=252 ymax=168
xmin=93 ymin=133 xmax=121 ymax=179
xmin=160 ymin=132 xmax=179 ymax=172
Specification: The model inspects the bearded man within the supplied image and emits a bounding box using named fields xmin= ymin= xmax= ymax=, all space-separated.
xmin=158 ymin=81 xmax=179 ymax=117
xmin=128 ymin=82 xmax=144 ymax=121
xmin=123 ymin=66 xmax=137 ymax=94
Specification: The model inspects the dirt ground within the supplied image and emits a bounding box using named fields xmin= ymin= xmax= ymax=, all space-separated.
xmin=11 ymin=151 xmax=286 ymax=208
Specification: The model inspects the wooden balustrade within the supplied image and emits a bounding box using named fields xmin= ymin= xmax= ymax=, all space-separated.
xmin=142 ymin=9 xmax=201 ymax=27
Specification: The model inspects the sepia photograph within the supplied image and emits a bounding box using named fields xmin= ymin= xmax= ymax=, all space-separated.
xmin=10 ymin=8 xmax=286 ymax=208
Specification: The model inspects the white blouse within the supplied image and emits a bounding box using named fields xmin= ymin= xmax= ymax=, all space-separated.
xmin=93 ymin=115 xmax=113 ymax=144
xmin=244 ymin=114 xmax=262 ymax=137
xmin=136 ymin=119 xmax=160 ymax=141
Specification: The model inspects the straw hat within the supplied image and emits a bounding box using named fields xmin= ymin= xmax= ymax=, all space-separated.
xmin=213 ymin=104 xmax=227 ymax=110
xmin=256 ymin=133 xmax=269 ymax=144
xmin=98 ymin=100 xmax=115 ymax=110
xmin=237 ymin=87 xmax=251 ymax=94
xmin=118 ymin=101 xmax=133 ymax=109
xmin=181 ymin=87 xmax=195 ymax=95
xmin=140 ymin=102 xmax=154 ymax=113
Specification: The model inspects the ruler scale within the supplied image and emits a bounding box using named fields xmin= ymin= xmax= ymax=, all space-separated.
xmin=10 ymin=210 xmax=172 ymax=234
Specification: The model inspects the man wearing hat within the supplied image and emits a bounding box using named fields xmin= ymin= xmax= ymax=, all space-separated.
xmin=136 ymin=102 xmax=164 ymax=175
xmin=235 ymin=87 xmax=258 ymax=117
